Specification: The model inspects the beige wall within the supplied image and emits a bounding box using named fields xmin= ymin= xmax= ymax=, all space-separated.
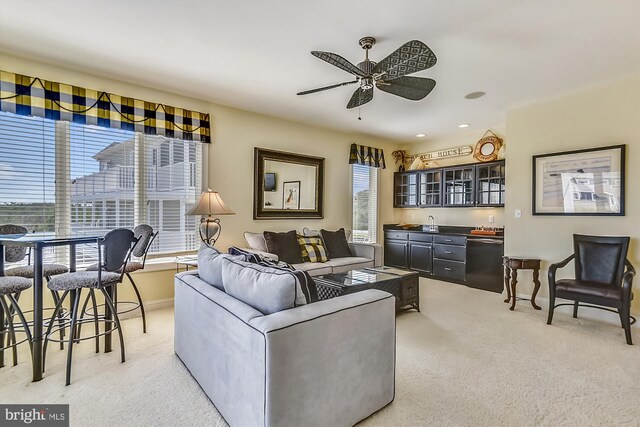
xmin=504 ymin=73 xmax=640 ymax=313
xmin=208 ymin=103 xmax=401 ymax=250
xmin=398 ymin=130 xmax=507 ymax=227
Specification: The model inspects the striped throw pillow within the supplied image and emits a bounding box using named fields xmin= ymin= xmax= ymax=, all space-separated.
xmin=297 ymin=235 xmax=329 ymax=263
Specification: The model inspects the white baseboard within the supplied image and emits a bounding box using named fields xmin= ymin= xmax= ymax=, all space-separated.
xmin=512 ymin=292 xmax=639 ymax=329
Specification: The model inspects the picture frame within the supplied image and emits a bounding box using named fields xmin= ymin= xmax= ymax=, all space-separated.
xmin=532 ymin=144 xmax=625 ymax=216
xmin=282 ymin=181 xmax=301 ymax=210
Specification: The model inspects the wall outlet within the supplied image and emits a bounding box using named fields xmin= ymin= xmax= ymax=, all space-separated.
xmin=514 ymin=209 xmax=522 ymax=218
xmin=488 ymin=215 xmax=494 ymax=223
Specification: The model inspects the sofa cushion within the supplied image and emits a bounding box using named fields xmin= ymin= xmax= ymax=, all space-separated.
xmin=244 ymin=231 xmax=268 ymax=252
xmin=297 ymin=235 xmax=328 ymax=263
xmin=222 ymin=258 xmax=307 ymax=314
xmin=264 ymin=230 xmax=303 ymax=264
xmin=198 ymin=244 xmax=243 ymax=290
xmin=325 ymin=257 xmax=374 ymax=274
xmin=321 ymin=228 xmax=353 ymax=259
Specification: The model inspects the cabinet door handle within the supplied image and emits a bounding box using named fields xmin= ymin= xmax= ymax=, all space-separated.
xmin=444 ymin=267 xmax=452 ymax=271
xmin=444 ymin=239 xmax=452 ymax=242
xmin=444 ymin=251 xmax=453 ymax=254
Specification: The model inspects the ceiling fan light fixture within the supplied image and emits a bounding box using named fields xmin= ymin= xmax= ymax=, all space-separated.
xmin=458 ymin=123 xmax=470 ymax=128
xmin=415 ymin=133 xmax=426 ymax=138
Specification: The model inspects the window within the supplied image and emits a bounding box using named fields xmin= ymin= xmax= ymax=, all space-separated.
xmin=351 ymin=164 xmax=378 ymax=243
xmin=0 ymin=111 xmax=203 ymax=264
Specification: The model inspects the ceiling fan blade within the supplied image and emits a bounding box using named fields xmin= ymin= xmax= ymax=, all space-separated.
xmin=376 ymin=76 xmax=436 ymax=100
xmin=311 ymin=51 xmax=368 ymax=78
xmin=346 ymin=87 xmax=373 ymax=109
xmin=372 ymin=40 xmax=437 ymax=80
xmin=297 ymin=80 xmax=358 ymax=95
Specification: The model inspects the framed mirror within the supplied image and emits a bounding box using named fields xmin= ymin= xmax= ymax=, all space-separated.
xmin=253 ymin=148 xmax=324 ymax=219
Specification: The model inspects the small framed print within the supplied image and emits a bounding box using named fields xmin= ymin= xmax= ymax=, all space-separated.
xmin=532 ymin=144 xmax=625 ymax=216
xmin=282 ymin=181 xmax=301 ymax=210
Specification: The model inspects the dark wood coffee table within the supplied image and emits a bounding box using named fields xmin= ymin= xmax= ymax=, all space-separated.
xmin=315 ymin=267 xmax=420 ymax=312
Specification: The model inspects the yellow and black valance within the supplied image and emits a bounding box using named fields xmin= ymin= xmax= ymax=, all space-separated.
xmin=0 ymin=70 xmax=211 ymax=143
xmin=349 ymin=143 xmax=386 ymax=169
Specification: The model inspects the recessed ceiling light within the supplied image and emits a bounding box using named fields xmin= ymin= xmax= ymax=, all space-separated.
xmin=415 ymin=133 xmax=426 ymax=138
xmin=458 ymin=123 xmax=470 ymax=128
xmin=465 ymin=91 xmax=486 ymax=99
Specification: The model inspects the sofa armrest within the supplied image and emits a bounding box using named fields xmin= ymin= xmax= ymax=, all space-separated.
xmin=249 ymin=289 xmax=393 ymax=334
xmin=349 ymin=242 xmax=383 ymax=266
xmin=240 ymin=247 xmax=279 ymax=262
xmin=248 ymin=289 xmax=395 ymax=427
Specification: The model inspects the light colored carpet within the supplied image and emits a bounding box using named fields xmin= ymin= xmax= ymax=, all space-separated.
xmin=1 ymin=278 xmax=640 ymax=426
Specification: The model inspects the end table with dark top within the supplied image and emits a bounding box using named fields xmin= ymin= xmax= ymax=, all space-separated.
xmin=315 ymin=267 xmax=420 ymax=312
xmin=502 ymin=256 xmax=542 ymax=311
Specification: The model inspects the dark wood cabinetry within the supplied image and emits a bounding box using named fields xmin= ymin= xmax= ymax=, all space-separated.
xmin=408 ymin=233 xmax=433 ymax=274
xmin=384 ymin=233 xmax=409 ymax=268
xmin=432 ymin=234 xmax=467 ymax=282
xmin=417 ymin=169 xmax=442 ymax=207
xmin=384 ymin=228 xmax=504 ymax=292
xmin=443 ymin=166 xmax=475 ymax=207
xmin=393 ymin=160 xmax=505 ymax=208
xmin=394 ymin=173 xmax=418 ymax=207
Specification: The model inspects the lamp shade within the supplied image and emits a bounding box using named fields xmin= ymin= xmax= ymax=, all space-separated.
xmin=187 ymin=190 xmax=235 ymax=216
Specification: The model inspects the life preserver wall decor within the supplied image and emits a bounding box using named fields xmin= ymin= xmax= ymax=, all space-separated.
xmin=473 ymin=130 xmax=503 ymax=162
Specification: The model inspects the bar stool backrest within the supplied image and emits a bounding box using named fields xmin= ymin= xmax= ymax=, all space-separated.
xmin=100 ymin=228 xmax=138 ymax=274
xmin=132 ymin=224 xmax=158 ymax=267
xmin=0 ymin=224 xmax=28 ymax=263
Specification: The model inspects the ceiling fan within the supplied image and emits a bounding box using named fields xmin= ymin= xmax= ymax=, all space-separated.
xmin=297 ymin=36 xmax=437 ymax=109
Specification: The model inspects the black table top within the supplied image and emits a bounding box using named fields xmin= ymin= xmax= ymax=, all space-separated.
xmin=0 ymin=233 xmax=103 ymax=247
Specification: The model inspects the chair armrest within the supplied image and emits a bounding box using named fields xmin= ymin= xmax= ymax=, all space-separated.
xmin=623 ymin=259 xmax=635 ymax=300
xmin=239 ymin=247 xmax=279 ymax=262
xmin=348 ymin=242 xmax=383 ymax=266
xmin=548 ymin=254 xmax=574 ymax=285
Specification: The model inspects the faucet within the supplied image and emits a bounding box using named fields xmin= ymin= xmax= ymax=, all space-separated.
xmin=427 ymin=215 xmax=436 ymax=230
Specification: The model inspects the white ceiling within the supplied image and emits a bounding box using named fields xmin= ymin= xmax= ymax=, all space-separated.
xmin=1 ymin=0 xmax=639 ymax=142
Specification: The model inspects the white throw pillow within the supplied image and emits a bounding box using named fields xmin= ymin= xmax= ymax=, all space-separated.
xmin=197 ymin=244 xmax=243 ymax=290
xmin=221 ymin=258 xmax=307 ymax=314
xmin=243 ymin=231 xmax=268 ymax=252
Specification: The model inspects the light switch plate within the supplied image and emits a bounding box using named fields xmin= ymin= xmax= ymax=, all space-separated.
xmin=488 ymin=215 xmax=494 ymax=223
xmin=514 ymin=209 xmax=522 ymax=218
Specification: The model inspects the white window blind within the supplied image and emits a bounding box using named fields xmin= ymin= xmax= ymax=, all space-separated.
xmin=352 ymin=164 xmax=378 ymax=243
xmin=0 ymin=110 xmax=203 ymax=266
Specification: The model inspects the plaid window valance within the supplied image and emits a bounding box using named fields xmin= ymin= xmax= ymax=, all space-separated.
xmin=349 ymin=143 xmax=386 ymax=169
xmin=0 ymin=70 xmax=211 ymax=143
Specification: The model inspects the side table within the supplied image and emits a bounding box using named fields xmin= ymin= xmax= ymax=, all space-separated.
xmin=502 ymin=256 xmax=541 ymax=311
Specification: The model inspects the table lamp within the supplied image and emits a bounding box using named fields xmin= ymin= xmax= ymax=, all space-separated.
xmin=187 ymin=189 xmax=235 ymax=247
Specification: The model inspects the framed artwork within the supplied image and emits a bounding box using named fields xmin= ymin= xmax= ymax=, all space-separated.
xmin=532 ymin=144 xmax=625 ymax=216
xmin=283 ymin=181 xmax=301 ymax=210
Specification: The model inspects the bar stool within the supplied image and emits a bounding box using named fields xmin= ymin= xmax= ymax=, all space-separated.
xmin=43 ymin=228 xmax=138 ymax=385
xmin=85 ymin=224 xmax=158 ymax=333
xmin=0 ymin=276 xmax=33 ymax=368
xmin=1 ymin=224 xmax=69 ymax=348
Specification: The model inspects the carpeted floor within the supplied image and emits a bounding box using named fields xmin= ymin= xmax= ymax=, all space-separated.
xmin=1 ymin=278 xmax=639 ymax=426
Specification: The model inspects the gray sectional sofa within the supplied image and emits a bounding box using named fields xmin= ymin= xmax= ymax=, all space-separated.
xmin=174 ymin=269 xmax=396 ymax=427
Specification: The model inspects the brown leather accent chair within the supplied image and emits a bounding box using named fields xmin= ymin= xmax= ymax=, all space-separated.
xmin=547 ymin=234 xmax=636 ymax=345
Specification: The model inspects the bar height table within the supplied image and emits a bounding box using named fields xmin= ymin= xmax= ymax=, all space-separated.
xmin=0 ymin=233 xmax=103 ymax=382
